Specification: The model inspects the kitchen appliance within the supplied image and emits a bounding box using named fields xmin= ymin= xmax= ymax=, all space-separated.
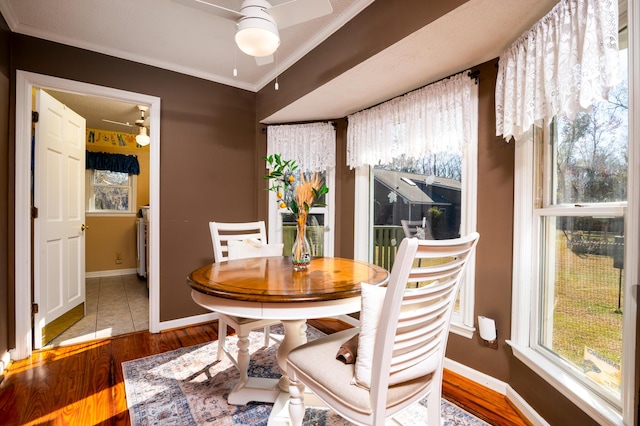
xmin=136 ymin=206 xmax=149 ymax=279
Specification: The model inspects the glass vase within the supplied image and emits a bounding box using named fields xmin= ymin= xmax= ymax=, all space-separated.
xmin=292 ymin=222 xmax=311 ymax=271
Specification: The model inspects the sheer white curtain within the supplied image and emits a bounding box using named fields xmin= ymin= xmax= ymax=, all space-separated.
xmin=267 ymin=122 xmax=336 ymax=171
xmin=346 ymin=70 xmax=475 ymax=169
xmin=495 ymin=0 xmax=620 ymax=143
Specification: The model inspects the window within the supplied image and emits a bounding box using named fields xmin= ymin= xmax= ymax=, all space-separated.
xmin=357 ymin=134 xmax=477 ymax=336
xmin=352 ymin=74 xmax=479 ymax=337
xmin=372 ymin=151 xmax=468 ymax=313
xmin=266 ymin=122 xmax=336 ymax=257
xmin=269 ymin=169 xmax=335 ymax=257
xmin=511 ymin=40 xmax=632 ymax=424
xmin=86 ymin=169 xmax=137 ymax=215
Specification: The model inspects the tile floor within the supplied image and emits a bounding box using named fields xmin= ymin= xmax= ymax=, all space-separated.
xmin=46 ymin=273 xmax=149 ymax=347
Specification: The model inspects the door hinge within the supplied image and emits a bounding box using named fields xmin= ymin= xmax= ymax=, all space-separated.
xmin=31 ymin=206 xmax=38 ymax=219
xmin=32 ymin=303 xmax=39 ymax=315
xmin=31 ymin=111 xmax=39 ymax=123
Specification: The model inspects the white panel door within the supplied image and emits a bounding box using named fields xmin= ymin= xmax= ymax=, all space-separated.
xmin=33 ymin=89 xmax=86 ymax=348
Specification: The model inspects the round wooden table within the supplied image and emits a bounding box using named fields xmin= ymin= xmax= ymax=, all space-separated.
xmin=188 ymin=256 xmax=389 ymax=421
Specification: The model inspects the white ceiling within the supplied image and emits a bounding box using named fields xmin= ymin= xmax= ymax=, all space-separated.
xmin=1 ymin=0 xmax=558 ymax=128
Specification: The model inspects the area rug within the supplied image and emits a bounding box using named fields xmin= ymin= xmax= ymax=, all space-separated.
xmin=122 ymin=325 xmax=488 ymax=425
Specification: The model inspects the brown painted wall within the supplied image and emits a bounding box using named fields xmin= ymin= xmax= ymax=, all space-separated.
xmin=334 ymin=119 xmax=355 ymax=259
xmin=445 ymin=60 xmax=515 ymax=380
xmin=0 ymin=14 xmax=10 ymax=362
xmin=9 ymin=34 xmax=257 ymax=323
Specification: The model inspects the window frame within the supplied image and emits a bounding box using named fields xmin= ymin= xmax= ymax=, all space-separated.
xmin=509 ymin=125 xmax=636 ymax=425
xmin=85 ymin=168 xmax=138 ymax=217
xmin=268 ymin=167 xmax=335 ymax=257
xmin=509 ymin=10 xmax=639 ymax=420
xmin=353 ymin=83 xmax=479 ymax=337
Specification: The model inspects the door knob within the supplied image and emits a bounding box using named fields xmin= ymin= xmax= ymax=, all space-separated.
xmin=81 ymin=224 xmax=89 ymax=231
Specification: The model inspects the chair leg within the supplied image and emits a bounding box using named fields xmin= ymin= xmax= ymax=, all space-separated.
xmin=288 ymin=373 xmax=306 ymax=426
xmin=217 ymin=320 xmax=228 ymax=362
xmin=263 ymin=326 xmax=270 ymax=347
xmin=426 ymin=391 xmax=442 ymax=426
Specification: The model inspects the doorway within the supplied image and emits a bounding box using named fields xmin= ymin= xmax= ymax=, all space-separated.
xmin=41 ymin=89 xmax=151 ymax=347
xmin=14 ymin=70 xmax=161 ymax=358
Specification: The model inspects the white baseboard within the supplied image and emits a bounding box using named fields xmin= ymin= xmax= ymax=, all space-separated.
xmin=506 ymin=386 xmax=551 ymax=426
xmin=156 ymin=312 xmax=219 ymax=332
xmin=444 ymin=357 xmax=507 ymax=394
xmin=1 ymin=350 xmax=10 ymax=378
xmin=1 ymin=350 xmax=9 ymax=369
xmin=444 ymin=357 xmax=548 ymax=425
xmin=86 ymin=268 xmax=138 ymax=278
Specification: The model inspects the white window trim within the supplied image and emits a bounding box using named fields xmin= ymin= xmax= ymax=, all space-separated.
xmin=268 ymin=167 xmax=335 ymax=257
xmin=509 ymin=126 xmax=636 ymax=424
xmin=85 ymin=169 xmax=137 ymax=216
xmin=453 ymin=85 xmax=479 ymax=336
xmin=509 ymin=4 xmax=639 ymax=419
xmin=353 ymin=82 xmax=478 ymax=338
xmin=509 ymin=6 xmax=639 ymax=422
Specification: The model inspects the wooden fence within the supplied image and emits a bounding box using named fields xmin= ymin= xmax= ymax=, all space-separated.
xmin=373 ymin=225 xmax=406 ymax=271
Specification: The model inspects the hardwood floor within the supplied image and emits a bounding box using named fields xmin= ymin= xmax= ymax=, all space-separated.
xmin=0 ymin=320 xmax=528 ymax=425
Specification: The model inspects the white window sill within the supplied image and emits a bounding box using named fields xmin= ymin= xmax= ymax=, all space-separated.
xmin=506 ymin=340 xmax=623 ymax=426
xmin=450 ymin=319 xmax=475 ymax=339
xmin=86 ymin=212 xmax=137 ymax=218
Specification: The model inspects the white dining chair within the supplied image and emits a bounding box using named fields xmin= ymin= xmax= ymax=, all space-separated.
xmin=286 ymin=232 xmax=480 ymax=426
xmin=209 ymin=221 xmax=283 ymax=386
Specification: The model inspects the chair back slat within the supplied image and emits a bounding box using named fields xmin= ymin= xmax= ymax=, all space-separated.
xmin=369 ymin=232 xmax=479 ymax=422
xmin=209 ymin=221 xmax=267 ymax=262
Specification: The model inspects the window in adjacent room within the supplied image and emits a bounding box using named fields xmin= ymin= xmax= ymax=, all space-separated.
xmin=86 ymin=169 xmax=137 ymax=215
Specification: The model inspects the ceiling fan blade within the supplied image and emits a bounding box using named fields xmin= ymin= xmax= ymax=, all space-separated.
xmin=102 ymin=119 xmax=133 ymax=127
xmin=255 ymin=55 xmax=274 ymax=66
xmin=172 ymin=0 xmax=244 ymax=21
xmin=268 ymin=0 xmax=333 ymax=29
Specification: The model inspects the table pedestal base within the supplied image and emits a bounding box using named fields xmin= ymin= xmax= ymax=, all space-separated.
xmin=268 ymin=389 xmax=327 ymax=426
xmin=227 ymin=377 xmax=281 ymax=405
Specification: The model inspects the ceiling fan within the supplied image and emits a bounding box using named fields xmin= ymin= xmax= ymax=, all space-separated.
xmin=174 ymin=0 xmax=333 ymax=65
xmin=102 ymin=105 xmax=150 ymax=146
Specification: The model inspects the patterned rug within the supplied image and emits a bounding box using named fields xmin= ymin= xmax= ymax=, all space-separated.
xmin=122 ymin=325 xmax=488 ymax=425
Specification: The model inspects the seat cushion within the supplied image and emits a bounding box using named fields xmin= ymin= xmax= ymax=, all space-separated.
xmin=287 ymin=328 xmax=433 ymax=416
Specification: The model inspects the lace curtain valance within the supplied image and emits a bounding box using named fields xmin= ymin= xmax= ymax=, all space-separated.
xmin=495 ymin=0 xmax=620 ymax=143
xmin=346 ymin=70 xmax=475 ymax=169
xmin=267 ymin=122 xmax=336 ymax=172
xmin=86 ymin=151 xmax=140 ymax=175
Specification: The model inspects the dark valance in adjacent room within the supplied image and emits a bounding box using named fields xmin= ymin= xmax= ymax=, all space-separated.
xmin=86 ymin=151 xmax=140 ymax=175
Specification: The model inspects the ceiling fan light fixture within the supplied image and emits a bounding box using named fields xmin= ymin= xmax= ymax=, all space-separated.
xmin=235 ymin=16 xmax=280 ymax=57
xmin=136 ymin=126 xmax=150 ymax=146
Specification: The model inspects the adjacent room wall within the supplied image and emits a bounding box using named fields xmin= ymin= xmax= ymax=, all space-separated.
xmin=84 ymin=130 xmax=150 ymax=274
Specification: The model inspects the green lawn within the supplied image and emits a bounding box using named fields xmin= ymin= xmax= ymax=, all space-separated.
xmin=551 ymin=231 xmax=623 ymax=384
